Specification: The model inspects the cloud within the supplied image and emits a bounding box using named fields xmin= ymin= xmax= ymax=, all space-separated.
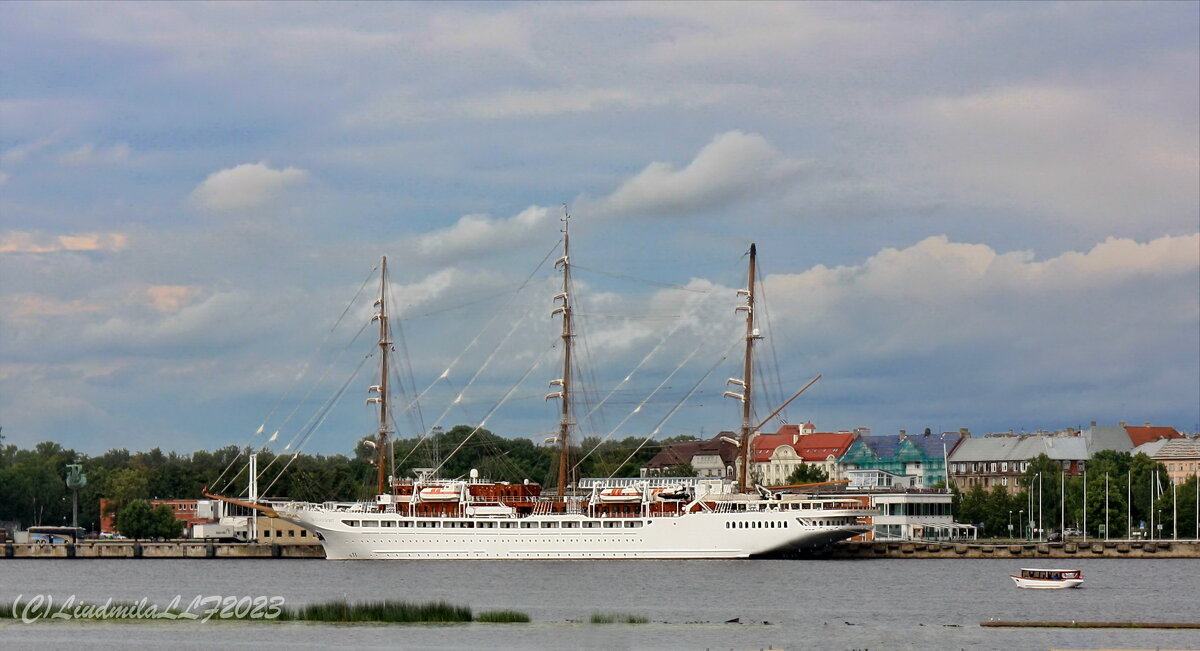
xmin=188 ymin=162 xmax=310 ymax=212
xmin=0 ymin=231 xmax=129 ymax=254
xmin=59 ymin=142 xmax=131 ymax=165
xmin=897 ymin=83 xmax=1200 ymax=231
xmin=1 ymin=136 xmax=58 ymax=166
xmin=762 ymin=233 xmax=1200 ymax=408
xmin=590 ymin=131 xmax=813 ymax=219
xmin=143 ymin=285 xmax=201 ymax=313
xmin=414 ymin=205 xmax=553 ymax=258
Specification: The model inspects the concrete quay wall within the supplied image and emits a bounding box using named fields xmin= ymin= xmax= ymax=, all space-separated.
xmin=825 ymin=539 xmax=1200 ymax=559
xmin=2 ymin=541 xmax=326 ymax=559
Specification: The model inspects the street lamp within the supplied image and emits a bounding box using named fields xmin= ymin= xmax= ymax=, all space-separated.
xmin=1019 ymin=509 xmax=1025 ymax=540
xmin=1008 ymin=510 xmax=1013 ymax=539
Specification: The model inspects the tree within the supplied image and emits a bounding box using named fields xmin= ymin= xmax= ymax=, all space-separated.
xmin=785 ymin=463 xmax=830 ymax=485
xmin=662 ymin=463 xmax=696 ymax=477
xmin=103 ymin=467 xmax=150 ymax=516
xmin=151 ymin=504 xmax=183 ymax=539
xmin=115 ymin=500 xmax=155 ymax=539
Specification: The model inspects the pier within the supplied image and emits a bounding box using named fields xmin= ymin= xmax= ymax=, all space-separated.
xmin=2 ymin=541 xmax=325 ymax=559
xmin=819 ymin=539 xmax=1200 ymax=559
xmin=4 ymin=539 xmax=1200 ymax=559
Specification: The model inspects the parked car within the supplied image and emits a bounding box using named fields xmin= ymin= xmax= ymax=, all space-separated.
xmin=1063 ymin=528 xmax=1083 ymax=538
xmin=1047 ymin=530 xmax=1064 ymax=542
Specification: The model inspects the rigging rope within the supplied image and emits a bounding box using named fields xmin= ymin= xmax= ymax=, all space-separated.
xmin=210 ymin=262 xmax=379 ymax=491
xmin=259 ymin=351 xmax=374 ymax=496
xmin=606 ymin=337 xmax=741 ymax=479
xmin=393 ymin=240 xmax=559 ymax=420
xmin=430 ymin=341 xmax=556 ymax=477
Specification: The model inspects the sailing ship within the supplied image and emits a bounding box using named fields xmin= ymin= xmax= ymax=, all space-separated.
xmin=217 ymin=215 xmax=873 ymax=559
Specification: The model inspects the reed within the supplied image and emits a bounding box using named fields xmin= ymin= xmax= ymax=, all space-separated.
xmin=475 ymin=609 xmax=531 ymax=623
xmin=589 ymin=612 xmax=648 ymax=624
xmin=279 ymin=599 xmax=472 ymax=623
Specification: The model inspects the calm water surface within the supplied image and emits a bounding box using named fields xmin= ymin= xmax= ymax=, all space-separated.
xmin=1 ymin=558 xmax=1197 ymax=649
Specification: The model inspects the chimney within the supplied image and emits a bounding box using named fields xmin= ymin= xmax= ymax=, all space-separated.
xmin=898 ymin=429 xmax=906 ymax=440
xmin=1119 ymin=421 xmax=1127 ymax=427
xmin=1144 ymin=421 xmax=1151 ymax=427
xmin=1090 ymin=420 xmax=1097 ymax=427
xmin=959 ymin=427 xmax=970 ymax=438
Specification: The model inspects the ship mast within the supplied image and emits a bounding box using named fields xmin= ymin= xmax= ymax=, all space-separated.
xmin=370 ymin=256 xmax=392 ymax=496
xmin=732 ymin=244 xmax=758 ymax=492
xmin=549 ymin=209 xmax=574 ymax=498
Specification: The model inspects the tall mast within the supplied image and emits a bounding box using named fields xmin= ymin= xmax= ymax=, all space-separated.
xmin=735 ymin=244 xmax=758 ymax=491
xmin=550 ymin=209 xmax=574 ymax=498
xmin=371 ymin=256 xmax=392 ymax=496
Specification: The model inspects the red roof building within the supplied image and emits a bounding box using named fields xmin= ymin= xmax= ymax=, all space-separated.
xmin=1124 ymin=425 xmax=1184 ymax=447
xmin=744 ymin=425 xmax=859 ymax=486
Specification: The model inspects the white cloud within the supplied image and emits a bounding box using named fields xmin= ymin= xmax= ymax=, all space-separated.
xmin=763 ymin=233 xmax=1200 ymax=381
xmin=0 ymin=231 xmax=130 ymax=254
xmin=59 ymin=142 xmax=131 ymax=165
xmin=898 ymin=83 xmax=1200 ymax=231
xmin=1 ymin=136 xmax=58 ymax=166
xmin=414 ymin=205 xmax=553 ymax=258
xmin=188 ymin=162 xmax=310 ymax=212
xmin=591 ymin=131 xmax=813 ymax=219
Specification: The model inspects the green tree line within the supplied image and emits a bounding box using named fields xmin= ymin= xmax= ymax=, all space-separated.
xmin=0 ymin=426 xmax=682 ymax=531
xmin=954 ymin=451 xmax=1198 ymax=538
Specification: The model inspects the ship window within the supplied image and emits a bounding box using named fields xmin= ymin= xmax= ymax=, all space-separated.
xmin=521 ymin=522 xmax=537 ymax=529
xmin=478 ymin=522 xmax=495 ymax=528
xmin=381 ymin=521 xmax=395 ymax=527
xmin=561 ymin=522 xmax=578 ymax=528
xmin=624 ymin=521 xmax=642 ymax=528
xmin=501 ymin=522 xmax=516 ymax=529
xmin=362 ymin=521 xmax=379 ymax=528
xmin=540 ymin=522 xmax=558 ymax=528
xmin=342 ymin=520 xmax=359 ymax=527
xmin=603 ymin=521 xmax=620 ymax=528
xmin=461 ymin=522 xmax=475 ymax=528
xmin=582 ymin=521 xmax=599 ymax=528
xmin=398 ymin=521 xmax=412 ymax=527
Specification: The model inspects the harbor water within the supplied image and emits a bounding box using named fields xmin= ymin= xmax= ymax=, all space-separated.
xmin=2 ymin=557 xmax=1197 ymax=649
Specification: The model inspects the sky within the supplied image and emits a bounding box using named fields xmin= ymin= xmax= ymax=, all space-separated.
xmin=1 ymin=2 xmax=1197 ymax=459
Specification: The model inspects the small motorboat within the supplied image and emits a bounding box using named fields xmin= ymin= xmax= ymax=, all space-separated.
xmin=1010 ymin=568 xmax=1084 ymax=589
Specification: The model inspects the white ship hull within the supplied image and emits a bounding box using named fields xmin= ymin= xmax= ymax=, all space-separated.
xmin=276 ymin=507 xmax=869 ymax=560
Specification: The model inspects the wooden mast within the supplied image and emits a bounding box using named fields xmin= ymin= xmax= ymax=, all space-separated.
xmin=737 ymin=244 xmax=757 ymax=492
xmin=553 ymin=209 xmax=574 ymax=498
xmin=374 ymin=256 xmax=392 ymax=496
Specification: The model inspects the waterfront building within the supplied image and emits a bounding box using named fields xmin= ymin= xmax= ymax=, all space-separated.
xmin=868 ymin=491 xmax=973 ymax=541
xmin=948 ymin=435 xmax=1088 ymax=493
xmin=839 ymin=430 xmax=964 ymax=489
xmin=640 ymin=434 xmax=738 ymax=478
xmin=748 ymin=424 xmax=857 ymax=485
xmin=1143 ymin=437 xmax=1200 ymax=485
xmin=1083 ymin=421 xmax=1183 ymax=452
xmin=950 ymin=423 xmax=1186 ymax=494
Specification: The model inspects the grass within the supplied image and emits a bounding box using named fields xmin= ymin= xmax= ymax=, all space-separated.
xmin=278 ymin=600 xmax=472 ymax=623
xmin=475 ymin=610 xmax=531 ymax=623
xmin=589 ymin=612 xmax=649 ymax=624
xmin=1 ymin=599 xmax=532 ymax=624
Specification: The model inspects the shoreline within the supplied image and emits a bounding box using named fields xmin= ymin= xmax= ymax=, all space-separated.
xmin=3 ymin=539 xmax=1200 ymax=559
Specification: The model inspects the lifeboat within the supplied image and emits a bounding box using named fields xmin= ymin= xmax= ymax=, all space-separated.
xmin=419 ymin=485 xmax=463 ymax=502
xmin=598 ymin=487 xmax=644 ymax=503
